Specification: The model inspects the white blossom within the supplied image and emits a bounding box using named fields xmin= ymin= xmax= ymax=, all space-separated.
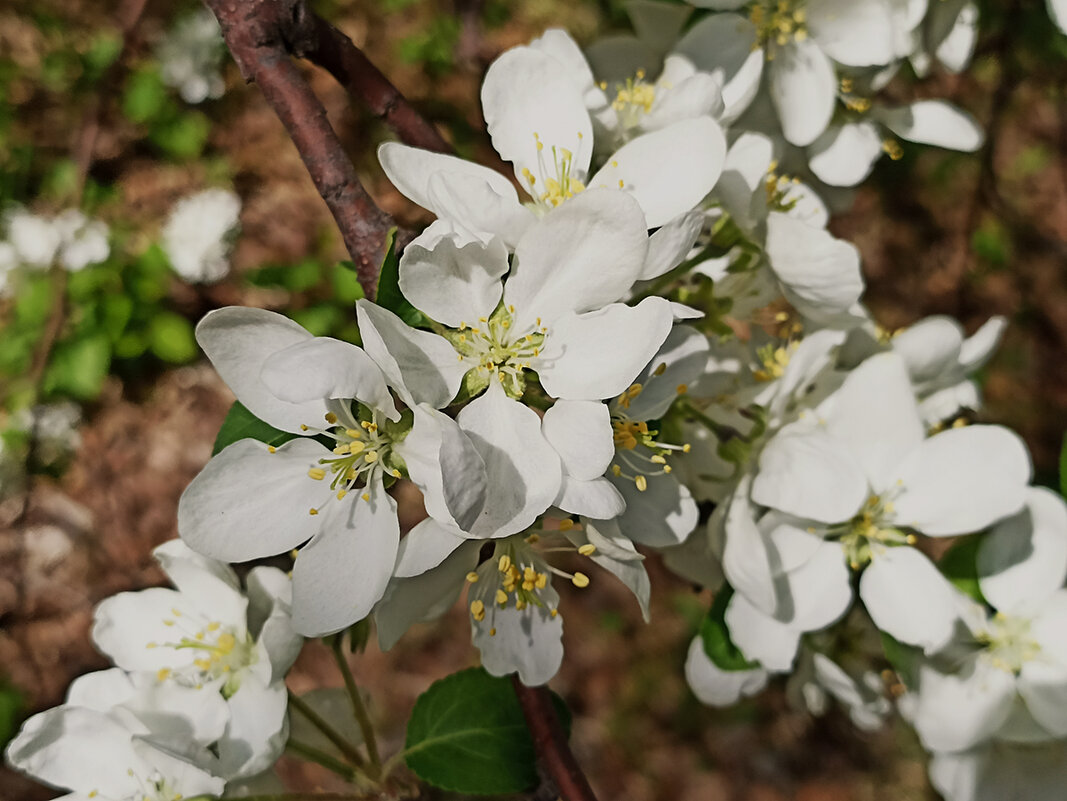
xmin=162 ymin=189 xmax=241 ymax=283
xmin=157 ymin=8 xmax=226 ymax=104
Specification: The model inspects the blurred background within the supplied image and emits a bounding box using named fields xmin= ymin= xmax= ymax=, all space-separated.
xmin=1 ymin=1 xmax=1065 ymax=799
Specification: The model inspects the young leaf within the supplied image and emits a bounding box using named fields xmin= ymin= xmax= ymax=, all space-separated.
xmin=212 ymin=402 xmax=299 ymax=456
xmin=148 ymin=312 xmax=198 ymax=364
xmin=404 ymin=668 xmax=563 ymax=794
xmin=374 ymin=228 xmax=425 ymax=328
xmin=700 ymin=586 xmax=758 ymax=672
xmin=42 ymin=334 xmax=111 ymax=400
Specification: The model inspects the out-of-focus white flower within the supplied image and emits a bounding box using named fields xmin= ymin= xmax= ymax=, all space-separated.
xmin=162 ymin=188 xmax=241 ymax=283
xmin=53 ymin=209 xmax=111 ymax=271
xmin=1048 ymin=0 xmax=1067 ymax=35
xmin=2 ymin=207 xmax=110 ymax=273
xmin=789 ymin=650 xmax=891 ymax=730
xmin=13 ymin=401 xmax=82 ymax=466
xmin=909 ymin=0 xmax=979 ymax=76
xmin=5 ymin=207 xmax=62 ymax=268
xmin=158 ymin=8 xmax=226 ymax=104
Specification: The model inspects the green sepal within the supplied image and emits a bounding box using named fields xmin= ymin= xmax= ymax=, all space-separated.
xmin=699 ymin=586 xmax=759 ymax=672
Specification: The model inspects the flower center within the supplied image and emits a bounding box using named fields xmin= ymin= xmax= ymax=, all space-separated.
xmin=603 ymin=70 xmax=657 ymax=131
xmin=753 ymin=341 xmax=797 ymax=382
xmin=763 ymin=161 xmax=804 ymax=212
xmin=146 ymin=610 xmax=256 ymax=697
xmin=450 ymin=305 xmax=547 ymax=399
xmin=835 ymin=493 xmax=913 ymax=569
xmin=464 ymin=523 xmax=596 ymax=636
xmin=610 ymin=381 xmax=691 ymax=492
xmin=521 ymin=133 xmax=587 ymax=210
xmin=104 ymin=770 xmax=186 ymax=801
xmin=978 ymin=613 xmax=1041 ymax=674
xmin=750 ymin=0 xmax=808 ymax=52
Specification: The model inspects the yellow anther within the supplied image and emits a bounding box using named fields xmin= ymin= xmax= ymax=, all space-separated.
xmin=499 ymin=554 xmax=512 ymax=573
xmin=207 ymin=621 xmax=221 ymax=631
xmin=618 ymin=179 xmax=624 ymax=188
xmin=336 ymin=489 xmax=347 ymax=500
xmin=195 ymin=632 xmax=204 ymax=641
xmin=550 ymin=608 xmax=559 ymax=618
xmin=309 ymin=508 xmax=319 ymax=516
xmin=489 ymin=627 xmax=497 ymax=636
xmin=346 ymin=428 xmax=362 ymax=438
xmin=578 ymin=544 xmax=597 ymax=556
xmin=496 ymin=589 xmax=509 ymax=605
xmin=308 ymin=467 xmax=326 ymax=481
xmin=559 ymin=519 xmax=575 ymax=532
xmin=290 ymin=549 xmax=299 ymax=559
xmin=361 ymin=492 xmax=370 ymax=502
xmin=157 ymin=668 xmax=171 ymax=681
xmin=612 ymin=464 xmax=622 ymax=476
xmin=466 ymin=572 xmax=480 ymax=583
xmin=324 ymin=412 xmax=338 ymax=424
xmin=663 ymin=465 xmax=672 ymax=474
xmin=194 ymin=658 xmax=212 ymax=670
xmin=470 ymin=600 xmax=486 ymax=621
xmin=635 ymin=475 xmax=648 ymax=492
xmin=146 ymin=642 xmax=157 ymax=649
xmin=535 ymin=573 xmax=548 ymax=589
xmin=348 ymin=440 xmax=366 ymax=455
xmin=163 ymin=619 xmax=175 ymax=627
xmin=268 ymin=446 xmax=277 ymax=453
xmin=364 ymin=450 xmax=379 ymax=463
xmin=217 ymin=633 xmax=236 ymax=652
xmin=300 ymin=424 xmax=309 ymax=431
xmin=653 ymin=362 xmax=667 ymax=376
xmin=676 ymin=383 xmax=688 ymax=395
xmin=572 ymin=572 xmax=590 ymax=588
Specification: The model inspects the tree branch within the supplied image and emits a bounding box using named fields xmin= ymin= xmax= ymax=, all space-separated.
xmin=205 ymin=0 xmax=396 ymax=298
xmin=280 ymin=2 xmax=453 ymax=154
xmin=510 ymin=677 xmax=598 ymax=801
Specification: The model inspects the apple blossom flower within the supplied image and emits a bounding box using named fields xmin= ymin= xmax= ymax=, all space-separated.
xmin=178 ymin=306 xmax=486 ymax=635
xmin=2 ymin=206 xmax=109 ymax=272
xmin=162 ymin=188 xmax=241 ymax=283
xmin=158 ymin=8 xmax=226 ymax=104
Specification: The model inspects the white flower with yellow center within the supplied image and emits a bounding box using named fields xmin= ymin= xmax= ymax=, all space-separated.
xmin=677 ymin=0 xmax=902 ymax=146
xmin=377 ymin=34 xmax=726 ymax=248
xmin=90 ymin=540 xmax=302 ymax=779
xmin=6 ymin=704 xmax=224 ymax=801
xmin=373 ymin=515 xmax=649 ymax=686
xmin=905 ymin=488 xmax=1067 ymax=755
xmin=734 ymin=352 xmax=1031 ymax=660
xmin=177 ymin=307 xmax=486 ymax=635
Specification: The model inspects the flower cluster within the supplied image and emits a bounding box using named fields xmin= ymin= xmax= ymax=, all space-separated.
xmin=7 ymin=4 xmax=1066 ymax=800
xmin=0 ymin=206 xmax=109 ymax=295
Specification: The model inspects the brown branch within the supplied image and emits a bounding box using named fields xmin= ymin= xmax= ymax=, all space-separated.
xmin=510 ymin=676 xmax=598 ymax=801
xmin=206 ymin=0 xmax=396 ymax=298
xmin=280 ymin=2 xmax=453 ymax=154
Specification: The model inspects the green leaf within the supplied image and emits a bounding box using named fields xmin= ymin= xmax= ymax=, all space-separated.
xmin=374 ymin=228 xmax=425 ymax=327
xmin=880 ymin=632 xmax=921 ymax=690
xmin=213 ymin=401 xmax=299 ymax=456
xmin=938 ymin=534 xmax=986 ymax=604
xmin=699 ymin=586 xmax=758 ymax=672
xmin=150 ymin=111 xmax=210 ymax=160
xmin=404 ymin=668 xmax=564 ymax=794
xmin=15 ymin=274 xmax=54 ymax=327
xmin=289 ymin=304 xmax=341 ymax=337
xmin=43 ymin=334 xmax=112 ymax=400
xmin=1060 ymin=431 xmax=1067 ymax=501
xmin=148 ymin=312 xmax=198 ymax=364
xmin=123 ymin=67 xmax=168 ymax=124
xmin=0 ymin=681 xmax=22 ymax=750
xmin=333 ymin=262 xmax=365 ymax=303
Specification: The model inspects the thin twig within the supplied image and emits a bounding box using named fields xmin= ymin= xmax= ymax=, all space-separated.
xmin=225 ymin=794 xmax=372 ymax=801
xmin=331 ymin=637 xmax=382 ymax=774
xmin=287 ymin=689 xmax=368 ymax=769
xmin=205 ymin=0 xmax=396 ymax=298
xmin=280 ymin=1 xmax=453 ymax=154
xmin=286 ymin=740 xmax=360 ymax=781
xmin=510 ymin=677 xmax=598 ymax=801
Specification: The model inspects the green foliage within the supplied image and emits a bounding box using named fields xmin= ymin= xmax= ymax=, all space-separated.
xmin=0 ymin=681 xmax=22 ymax=751
xmin=43 ymin=333 xmax=111 ymax=400
xmin=148 ymin=312 xmax=198 ymax=364
xmin=123 ymin=67 xmax=168 ymax=124
xmin=938 ymin=534 xmax=987 ymax=604
xmin=397 ymin=17 xmax=461 ymax=76
xmin=374 ymin=228 xmax=425 ymax=327
xmin=212 ymin=401 xmax=300 ymax=456
xmin=971 ymin=218 xmax=1012 ymax=267
xmin=404 ymin=668 xmax=569 ymax=794
xmin=880 ymin=631 xmax=921 ymax=690
xmin=699 ymin=586 xmax=758 ymax=672
xmin=122 ymin=66 xmax=210 ymax=160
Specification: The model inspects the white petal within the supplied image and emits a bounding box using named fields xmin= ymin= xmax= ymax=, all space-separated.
xmin=890 ymin=425 xmax=1031 ymax=536
xmin=725 ymin=592 xmax=802 ymax=671
xmin=535 ymin=298 xmax=674 ymax=401
xmin=765 ymin=211 xmax=864 ymax=322
xmin=877 ymin=100 xmax=984 ymax=151
xmin=722 ymin=480 xmax=777 ymax=613
xmin=684 ymin=636 xmax=768 ymax=706
xmin=457 ymin=382 xmax=562 ymax=538
xmin=503 ymin=189 xmax=649 ymax=329
xmin=481 ymin=46 xmax=592 ymax=184
xmin=934 ymin=1 xmax=979 ymax=72
xmin=807 ymin=0 xmax=897 ymax=66
xmin=860 ymin=546 xmax=962 ymax=652
xmin=92 ymin=587 xmax=207 ymax=673
xmin=623 ymin=325 xmax=711 ymax=421
xmin=124 ymin=681 xmax=231 ymax=756
xmin=715 ymin=131 xmax=775 ymax=229
xmin=769 ymin=40 xmax=836 ymax=147
xmin=959 ymin=316 xmax=1007 ymax=372
xmin=291 ymin=477 xmax=399 ymax=636
xmin=424 ymin=171 xmax=536 ymax=246
xmin=375 ymin=541 xmax=479 ymax=650
xmin=978 ymin=487 xmax=1067 ymax=614
xmin=245 ymin=568 xmax=302 ymax=681
xmin=393 ymin=405 xmax=487 ymax=532
xmin=1018 ymin=658 xmax=1067 ymax=739
xmin=216 ymin=676 xmax=289 ymax=779
xmin=377 ymin=142 xmax=521 ymax=220
xmin=807 ymin=122 xmax=885 ymax=187
xmin=824 ymin=352 xmax=925 ymax=491
xmin=152 ymin=539 xmax=247 ymax=626
xmin=394 ymin=517 xmax=470 ymax=578
xmin=892 ymin=315 xmax=965 ymax=387
xmin=473 ymin=581 xmax=564 ymax=686
xmin=609 ymin=463 xmax=698 ymax=547
xmin=260 ymin=336 xmax=398 ymax=420
xmin=398 ymin=226 xmax=508 ymax=327
xmin=1028 ymin=590 xmax=1067 ymax=674
xmin=178 ymin=438 xmax=328 ymax=562
xmin=645 ymin=70 xmax=724 ymax=131
xmin=196 ymin=307 xmax=324 ymax=433
xmin=570 ymin=518 xmax=650 ymax=620
xmin=356 ymin=299 xmax=466 ymax=409
xmin=542 ymin=400 xmax=614 ymax=480
xmin=771 ymin=531 xmax=853 ymax=632
xmin=911 ymin=659 xmax=1016 ymax=751
xmin=589 ymin=117 xmax=727 ymax=228
xmin=640 ymin=210 xmax=704 ymax=281
xmin=555 ymin=475 xmax=626 ymax=519
xmin=752 ymin=423 xmax=868 ymax=523
xmin=529 ymin=28 xmax=595 ymax=92
xmin=674 ymin=14 xmax=764 ymax=123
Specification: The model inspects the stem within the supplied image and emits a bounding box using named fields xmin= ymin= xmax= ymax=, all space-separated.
xmin=205 ymin=0 xmax=397 ymax=298
xmin=228 ymin=794 xmax=370 ymax=801
xmin=509 ymin=677 xmax=598 ymax=801
xmin=285 ymin=740 xmax=359 ymax=781
xmin=287 ymin=690 xmax=367 ymax=769
xmin=331 ymin=637 xmax=382 ymax=773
